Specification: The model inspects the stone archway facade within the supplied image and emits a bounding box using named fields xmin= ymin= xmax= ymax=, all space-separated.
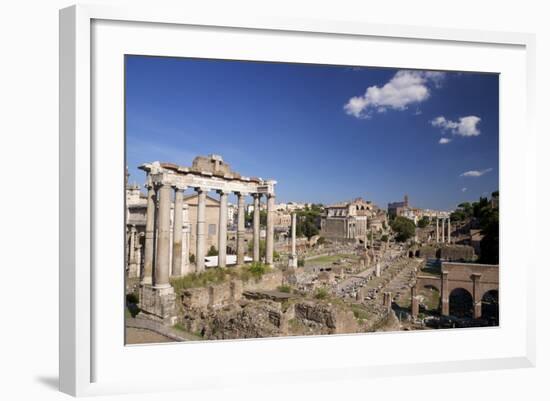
xmin=412 ymin=261 xmax=498 ymax=319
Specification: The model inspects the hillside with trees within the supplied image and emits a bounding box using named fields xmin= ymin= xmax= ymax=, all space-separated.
xmin=450 ymin=191 xmax=499 ymax=264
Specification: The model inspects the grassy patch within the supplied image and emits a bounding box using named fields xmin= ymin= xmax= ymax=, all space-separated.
xmin=172 ymin=323 xmax=186 ymax=332
xmin=350 ymin=304 xmax=370 ymax=321
xmin=306 ymin=254 xmax=359 ymax=265
xmin=277 ymin=284 xmax=292 ymax=293
xmin=238 ymin=262 xmax=271 ymax=282
xmin=171 ymin=263 xmax=272 ymax=293
xmin=314 ymin=287 xmax=329 ymax=300
xmin=418 ymin=288 xmax=440 ymax=311
xmin=171 ymin=268 xmax=233 ymax=292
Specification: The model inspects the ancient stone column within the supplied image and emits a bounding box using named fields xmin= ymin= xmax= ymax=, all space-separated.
xmin=375 ymin=262 xmax=381 ymax=277
xmin=142 ymin=178 xmax=156 ymax=285
xmin=266 ymin=194 xmax=275 ymax=266
xmin=196 ymin=188 xmax=207 ymax=272
xmin=472 ymin=273 xmax=482 ymax=319
xmin=135 ymin=243 xmax=142 ymax=276
xmin=441 ymin=218 xmax=445 ymax=243
xmin=436 ymin=218 xmax=440 ymax=243
xmin=154 ymin=183 xmax=172 ymax=288
xmin=447 ymin=218 xmax=451 ymax=244
xmin=171 ymin=186 xmax=185 ymax=277
xmin=441 ymin=271 xmax=449 ymax=315
xmin=384 ymin=292 xmax=392 ymax=313
xmin=291 ymin=212 xmax=297 ymax=257
xmin=236 ymin=192 xmax=246 ymax=266
xmin=182 ymin=218 xmax=191 ymax=275
xmin=218 ymin=190 xmax=228 ymax=268
xmin=128 ymin=225 xmax=137 ymax=277
xmin=252 ymin=193 xmax=261 ymax=262
xmin=411 ymin=286 xmax=419 ymax=319
xmin=288 ymin=212 xmax=297 ymax=268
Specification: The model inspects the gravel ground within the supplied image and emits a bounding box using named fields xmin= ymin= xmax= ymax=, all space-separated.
xmin=125 ymin=327 xmax=176 ymax=344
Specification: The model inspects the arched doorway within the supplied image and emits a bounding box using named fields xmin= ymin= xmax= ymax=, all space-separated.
xmin=449 ymin=288 xmax=473 ymax=318
xmin=481 ymin=290 xmax=499 ymax=325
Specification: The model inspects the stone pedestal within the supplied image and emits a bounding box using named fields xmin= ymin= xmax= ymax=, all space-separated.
xmin=139 ymin=284 xmax=177 ymax=325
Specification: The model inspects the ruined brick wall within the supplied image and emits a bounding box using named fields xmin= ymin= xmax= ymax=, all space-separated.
xmin=179 ymin=271 xmax=281 ymax=309
xmin=321 ymin=218 xmax=347 ymax=239
xmin=418 ymin=246 xmax=437 ymax=259
xmin=243 ymin=270 xmax=283 ymax=291
xmin=440 ymin=245 xmax=475 ymax=261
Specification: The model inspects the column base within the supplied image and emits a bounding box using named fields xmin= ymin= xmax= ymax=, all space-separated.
xmin=288 ymin=255 xmax=298 ymax=268
xmin=139 ymin=284 xmax=177 ymax=325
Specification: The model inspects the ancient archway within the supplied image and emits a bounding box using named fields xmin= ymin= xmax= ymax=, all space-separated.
xmin=481 ymin=290 xmax=499 ymax=324
xmin=449 ymin=288 xmax=473 ymax=318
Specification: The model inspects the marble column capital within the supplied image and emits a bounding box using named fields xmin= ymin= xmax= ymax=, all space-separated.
xmin=194 ymin=186 xmax=210 ymax=194
xmin=216 ymin=189 xmax=229 ymax=196
xmin=171 ymin=184 xmax=187 ymax=192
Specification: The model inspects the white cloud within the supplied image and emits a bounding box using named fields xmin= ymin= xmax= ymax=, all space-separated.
xmin=460 ymin=168 xmax=493 ymax=177
xmin=344 ymin=70 xmax=445 ymax=118
xmin=431 ymin=115 xmax=482 ymax=137
xmin=461 ymin=187 xmax=467 ymax=192
xmin=439 ymin=137 xmax=451 ymax=144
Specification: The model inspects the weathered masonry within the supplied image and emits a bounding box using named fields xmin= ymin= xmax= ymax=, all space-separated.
xmin=412 ymin=262 xmax=499 ymax=320
xmin=137 ymin=155 xmax=277 ymax=323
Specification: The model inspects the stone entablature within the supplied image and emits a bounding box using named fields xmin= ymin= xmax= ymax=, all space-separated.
xmin=142 ymin=159 xmax=276 ymax=196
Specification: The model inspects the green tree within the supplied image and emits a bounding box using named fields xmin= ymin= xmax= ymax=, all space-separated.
xmin=245 ymin=209 xmax=267 ymax=226
xmin=207 ymin=245 xmax=218 ymax=257
xmin=390 ymin=216 xmax=416 ymax=242
xmin=293 ymin=208 xmax=322 ymax=239
xmin=417 ymin=216 xmax=430 ymax=228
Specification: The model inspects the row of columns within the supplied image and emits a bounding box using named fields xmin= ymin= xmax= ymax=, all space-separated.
xmin=435 ymin=217 xmax=451 ymax=244
xmin=141 ymin=177 xmax=275 ymax=289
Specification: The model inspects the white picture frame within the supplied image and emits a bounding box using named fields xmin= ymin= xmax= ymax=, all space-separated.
xmin=59 ymin=4 xmax=536 ymax=397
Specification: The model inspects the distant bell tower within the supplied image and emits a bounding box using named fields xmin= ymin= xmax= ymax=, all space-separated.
xmin=404 ymin=194 xmax=409 ymax=207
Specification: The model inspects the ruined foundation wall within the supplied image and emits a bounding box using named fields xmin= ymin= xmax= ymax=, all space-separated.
xmin=440 ymin=245 xmax=475 ymax=261
xmin=180 ymin=270 xmax=282 ymax=310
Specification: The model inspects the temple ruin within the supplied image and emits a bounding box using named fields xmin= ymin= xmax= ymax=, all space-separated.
xmin=134 ymin=155 xmax=277 ymax=323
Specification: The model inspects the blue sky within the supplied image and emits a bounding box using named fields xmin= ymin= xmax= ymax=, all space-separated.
xmin=126 ymin=56 xmax=499 ymax=211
